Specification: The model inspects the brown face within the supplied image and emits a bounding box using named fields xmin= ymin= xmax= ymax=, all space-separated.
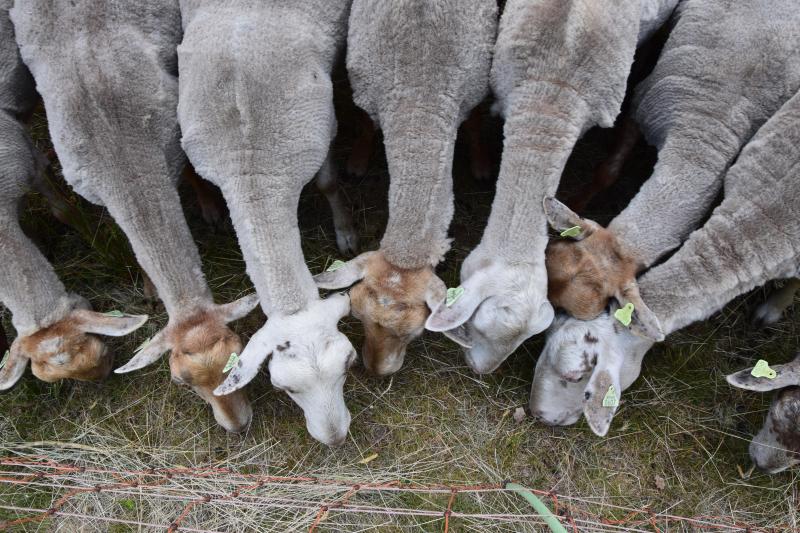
xmin=167 ymin=311 xmax=252 ymax=433
xmin=20 ymin=320 xmax=112 ymax=383
xmin=349 ymin=255 xmax=434 ymax=376
xmin=545 ymin=228 xmax=638 ymax=320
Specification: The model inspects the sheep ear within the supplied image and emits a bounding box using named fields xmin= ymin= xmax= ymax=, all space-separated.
xmin=217 ymin=293 xmax=260 ymax=323
xmin=425 ymin=277 xmax=486 ymax=333
xmin=314 ymin=252 xmax=374 ymax=290
xmin=71 ymin=309 xmax=149 ymax=337
xmin=616 ymin=282 xmax=664 ymax=342
xmin=424 ymin=275 xmax=447 ymax=312
xmin=214 ymin=323 xmax=275 ymax=396
xmin=0 ymin=343 xmax=30 ymax=391
xmin=582 ymin=351 xmax=624 ymax=437
xmin=529 ymin=300 xmax=555 ymax=336
xmin=114 ymin=329 xmax=170 ymax=374
xmin=323 ymin=292 xmax=351 ymax=322
xmin=726 ymin=360 xmax=800 ymax=392
xmin=543 ymin=197 xmax=595 ymax=241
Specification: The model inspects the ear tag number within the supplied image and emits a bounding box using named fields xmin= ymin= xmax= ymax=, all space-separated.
xmin=0 ymin=350 xmax=9 ymax=370
xmin=614 ymin=303 xmax=634 ymax=327
xmin=560 ymin=226 xmax=582 ymax=238
xmin=223 ymin=352 xmax=239 ymax=373
xmin=751 ymin=359 xmax=777 ymax=380
xmin=602 ymin=384 xmax=618 ymax=408
xmin=104 ymin=310 xmax=125 ymax=317
xmin=326 ymin=260 xmax=346 ymax=272
xmin=446 ymin=287 xmax=465 ymax=307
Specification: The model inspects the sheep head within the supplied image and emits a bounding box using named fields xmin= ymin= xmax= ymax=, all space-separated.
xmin=0 ymin=308 xmax=147 ymax=389
xmin=214 ymin=294 xmax=356 ymax=446
xmin=543 ymin=197 xmax=662 ymax=340
xmin=314 ymin=251 xmax=446 ymax=376
xmin=116 ymin=293 xmax=259 ymax=434
xmin=727 ymin=354 xmax=800 ymax=473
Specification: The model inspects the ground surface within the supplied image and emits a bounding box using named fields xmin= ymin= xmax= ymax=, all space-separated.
xmin=0 ymin=72 xmax=798 ymax=532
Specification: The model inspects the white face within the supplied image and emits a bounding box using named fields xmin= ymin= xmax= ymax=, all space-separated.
xmin=215 ymin=294 xmax=355 ymax=446
xmin=426 ymin=259 xmax=554 ymax=374
xmin=530 ymin=311 xmax=653 ymax=435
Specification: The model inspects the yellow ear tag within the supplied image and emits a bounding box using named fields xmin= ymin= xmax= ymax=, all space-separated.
xmin=560 ymin=226 xmax=582 ymax=238
xmin=134 ymin=337 xmax=151 ymax=353
xmin=326 ymin=260 xmax=346 ymax=272
xmin=750 ymin=359 xmax=777 ymax=380
xmin=602 ymin=384 xmax=618 ymax=407
xmin=446 ymin=287 xmax=465 ymax=307
xmin=0 ymin=350 xmax=9 ymax=369
xmin=614 ymin=303 xmax=634 ymax=327
xmin=223 ymin=352 xmax=239 ymax=373
xmin=103 ymin=310 xmax=125 ymax=317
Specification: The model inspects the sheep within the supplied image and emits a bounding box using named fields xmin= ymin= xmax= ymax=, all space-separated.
xmin=11 ymin=0 xmax=259 ymax=433
xmin=176 ymin=0 xmax=357 ymax=446
xmin=726 ymin=353 xmax=800 ymax=474
xmin=0 ymin=0 xmax=147 ymax=389
xmin=531 ymin=85 xmax=800 ymax=437
xmin=312 ymin=0 xmax=497 ymax=376
xmin=425 ymin=0 xmax=649 ymax=374
xmin=543 ymin=0 xmax=800 ymax=325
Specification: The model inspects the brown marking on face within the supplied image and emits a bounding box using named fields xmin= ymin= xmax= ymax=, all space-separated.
xmin=546 ymin=227 xmax=639 ymax=320
xmin=19 ymin=317 xmax=111 ymax=383
xmin=167 ymin=309 xmax=251 ymax=432
xmin=584 ymin=332 xmax=599 ymax=344
xmin=349 ymin=252 xmax=433 ymax=375
xmin=770 ymin=387 xmax=800 ymax=456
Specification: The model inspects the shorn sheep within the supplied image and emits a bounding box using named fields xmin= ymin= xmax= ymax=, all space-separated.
xmin=544 ymin=0 xmax=800 ymax=324
xmin=532 ymin=86 xmax=800 ymax=437
xmin=312 ymin=0 xmax=497 ymax=376
xmin=0 ymin=0 xmax=147 ymax=389
xmin=425 ymin=0 xmax=654 ymax=374
xmin=178 ymin=0 xmax=356 ymax=446
xmin=11 ymin=0 xmax=259 ymax=433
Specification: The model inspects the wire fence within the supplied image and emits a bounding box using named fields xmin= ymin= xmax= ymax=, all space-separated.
xmin=0 ymin=455 xmax=794 ymax=532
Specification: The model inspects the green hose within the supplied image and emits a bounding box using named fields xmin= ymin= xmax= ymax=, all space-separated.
xmin=505 ymin=482 xmax=568 ymax=533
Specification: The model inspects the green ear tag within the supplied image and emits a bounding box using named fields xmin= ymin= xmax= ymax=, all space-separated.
xmin=0 ymin=350 xmax=9 ymax=370
xmin=560 ymin=226 xmax=582 ymax=238
xmin=614 ymin=303 xmax=635 ymax=327
xmin=103 ymin=310 xmax=125 ymax=318
xmin=223 ymin=352 xmax=239 ymax=373
xmin=326 ymin=260 xmax=346 ymax=272
xmin=446 ymin=287 xmax=465 ymax=307
xmin=750 ymin=359 xmax=777 ymax=380
xmin=134 ymin=337 xmax=151 ymax=353
xmin=602 ymin=384 xmax=618 ymax=408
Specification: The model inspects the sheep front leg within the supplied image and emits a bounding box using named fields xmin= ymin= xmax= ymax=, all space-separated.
xmin=315 ymin=154 xmax=359 ymax=255
xmin=752 ymin=278 xmax=800 ymax=327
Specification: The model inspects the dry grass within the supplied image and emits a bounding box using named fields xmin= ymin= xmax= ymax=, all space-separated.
xmin=1 ymin=75 xmax=799 ymax=531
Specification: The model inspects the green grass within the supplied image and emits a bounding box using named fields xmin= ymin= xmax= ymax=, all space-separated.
xmin=0 ymin=95 xmax=798 ymax=532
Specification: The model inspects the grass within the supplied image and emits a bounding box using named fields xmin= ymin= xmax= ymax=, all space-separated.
xmin=0 ymin=75 xmax=798 ymax=532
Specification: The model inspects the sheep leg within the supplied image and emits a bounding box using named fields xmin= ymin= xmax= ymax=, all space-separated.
xmin=316 ymin=155 xmax=359 ymax=255
xmin=566 ymin=116 xmax=640 ymax=212
xmin=345 ymin=109 xmax=375 ymax=178
xmin=752 ymin=278 xmax=800 ymax=327
xmin=182 ymin=165 xmax=226 ymax=226
xmin=463 ymin=107 xmax=492 ymax=181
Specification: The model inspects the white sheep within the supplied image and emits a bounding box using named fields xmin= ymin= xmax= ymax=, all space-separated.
xmin=532 ymin=85 xmax=800 ymax=437
xmin=0 ymin=0 xmax=147 ymax=389
xmin=177 ymin=0 xmax=356 ymax=446
xmin=425 ymin=0 xmax=653 ymax=374
xmin=11 ymin=0 xmax=259 ymax=433
xmin=544 ymin=0 xmax=800 ymax=325
xmin=312 ymin=0 xmax=497 ymax=376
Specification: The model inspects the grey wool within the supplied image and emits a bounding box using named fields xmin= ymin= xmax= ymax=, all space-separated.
xmin=639 ymin=87 xmax=800 ymax=336
xmin=11 ymin=0 xmax=217 ymax=320
xmin=0 ymin=0 xmax=78 ymax=337
xmin=178 ymin=0 xmax=351 ymax=315
xmin=609 ymin=0 xmax=800 ymax=268
xmin=347 ymin=0 xmax=497 ymax=269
